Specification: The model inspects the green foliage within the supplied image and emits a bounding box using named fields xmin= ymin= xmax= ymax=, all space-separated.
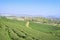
xmin=0 ymin=17 xmax=60 ymax=40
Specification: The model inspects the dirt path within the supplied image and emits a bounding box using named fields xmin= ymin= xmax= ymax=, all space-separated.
xmin=26 ymin=21 xmax=29 ymax=27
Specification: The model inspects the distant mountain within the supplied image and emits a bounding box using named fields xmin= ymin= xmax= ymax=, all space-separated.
xmin=45 ymin=16 xmax=60 ymax=20
xmin=0 ymin=13 xmax=60 ymax=20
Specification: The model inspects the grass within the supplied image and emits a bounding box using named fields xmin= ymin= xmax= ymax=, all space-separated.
xmin=0 ymin=17 xmax=60 ymax=40
xmin=30 ymin=22 xmax=60 ymax=33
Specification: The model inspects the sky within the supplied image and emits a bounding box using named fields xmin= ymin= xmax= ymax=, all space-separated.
xmin=0 ymin=0 xmax=60 ymax=17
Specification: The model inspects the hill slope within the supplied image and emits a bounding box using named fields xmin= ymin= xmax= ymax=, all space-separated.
xmin=0 ymin=17 xmax=60 ymax=40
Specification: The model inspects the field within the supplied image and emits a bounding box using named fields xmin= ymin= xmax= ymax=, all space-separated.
xmin=0 ymin=17 xmax=60 ymax=40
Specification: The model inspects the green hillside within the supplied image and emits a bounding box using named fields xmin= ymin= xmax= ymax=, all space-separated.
xmin=0 ymin=17 xmax=60 ymax=40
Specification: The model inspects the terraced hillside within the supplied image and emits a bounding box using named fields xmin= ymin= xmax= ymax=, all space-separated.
xmin=0 ymin=17 xmax=60 ymax=40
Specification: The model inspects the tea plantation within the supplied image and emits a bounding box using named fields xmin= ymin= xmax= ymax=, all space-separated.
xmin=0 ymin=17 xmax=60 ymax=40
